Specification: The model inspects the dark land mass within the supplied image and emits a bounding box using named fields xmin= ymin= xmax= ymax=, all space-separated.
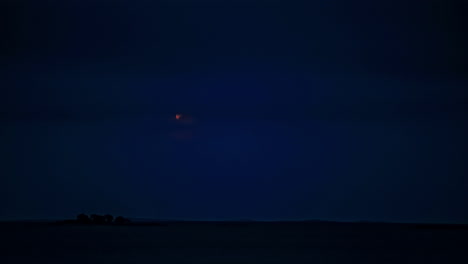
xmin=51 ymin=219 xmax=468 ymax=231
xmin=1 ymin=221 xmax=467 ymax=263
xmin=54 ymin=219 xmax=165 ymax=226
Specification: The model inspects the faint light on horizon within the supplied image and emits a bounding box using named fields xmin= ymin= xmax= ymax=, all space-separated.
xmin=175 ymin=114 xmax=182 ymax=120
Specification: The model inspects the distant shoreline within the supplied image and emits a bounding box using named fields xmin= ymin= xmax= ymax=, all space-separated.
xmin=1 ymin=220 xmax=468 ymax=230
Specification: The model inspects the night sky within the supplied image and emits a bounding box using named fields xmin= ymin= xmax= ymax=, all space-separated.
xmin=1 ymin=0 xmax=467 ymax=223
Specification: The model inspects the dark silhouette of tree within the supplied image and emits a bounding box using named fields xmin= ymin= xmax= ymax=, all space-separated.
xmin=104 ymin=214 xmax=114 ymax=224
xmin=90 ymin=214 xmax=106 ymax=224
xmin=115 ymin=216 xmax=124 ymax=224
xmin=76 ymin=213 xmax=90 ymax=224
xmin=115 ymin=216 xmax=131 ymax=224
xmin=74 ymin=213 xmax=129 ymax=225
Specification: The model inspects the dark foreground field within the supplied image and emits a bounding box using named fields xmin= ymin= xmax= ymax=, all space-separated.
xmin=1 ymin=222 xmax=467 ymax=263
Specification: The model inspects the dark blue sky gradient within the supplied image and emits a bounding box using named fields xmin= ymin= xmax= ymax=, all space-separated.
xmin=1 ymin=0 xmax=467 ymax=222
